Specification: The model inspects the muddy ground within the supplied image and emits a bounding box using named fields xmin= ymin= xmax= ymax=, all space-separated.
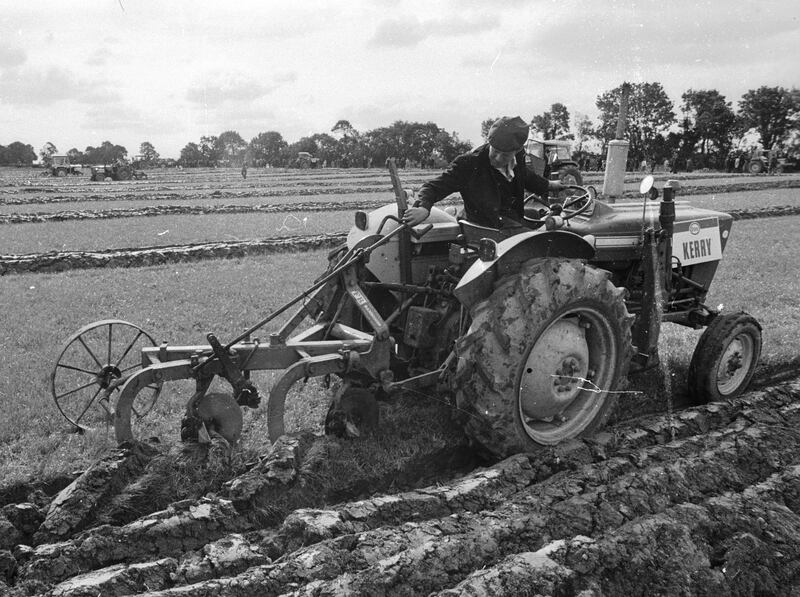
xmin=2 ymin=373 xmax=800 ymax=596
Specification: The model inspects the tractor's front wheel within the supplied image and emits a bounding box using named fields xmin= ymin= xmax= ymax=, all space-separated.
xmin=687 ymin=312 xmax=761 ymax=405
xmin=455 ymin=258 xmax=633 ymax=459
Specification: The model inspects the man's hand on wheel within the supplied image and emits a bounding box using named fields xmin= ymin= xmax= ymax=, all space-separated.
xmin=403 ymin=206 xmax=430 ymax=227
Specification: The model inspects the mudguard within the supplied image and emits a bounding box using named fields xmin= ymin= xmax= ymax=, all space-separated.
xmin=453 ymin=229 xmax=595 ymax=309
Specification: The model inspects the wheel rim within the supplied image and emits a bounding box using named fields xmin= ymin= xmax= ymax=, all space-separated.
xmin=517 ymin=306 xmax=617 ymax=445
xmin=716 ymin=332 xmax=755 ymax=395
xmin=51 ymin=320 xmax=162 ymax=430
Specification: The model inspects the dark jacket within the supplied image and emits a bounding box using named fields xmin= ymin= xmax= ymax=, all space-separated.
xmin=417 ymin=143 xmax=550 ymax=228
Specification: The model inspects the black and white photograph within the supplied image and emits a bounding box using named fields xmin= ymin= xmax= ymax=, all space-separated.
xmin=1 ymin=1 xmax=799 ymax=594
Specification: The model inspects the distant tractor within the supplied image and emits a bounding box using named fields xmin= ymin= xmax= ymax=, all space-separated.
xmin=745 ymin=150 xmax=769 ymax=174
xmin=296 ymin=152 xmax=319 ymax=169
xmin=46 ymin=155 xmax=83 ymax=177
xmin=526 ymin=139 xmax=583 ymax=185
xmin=90 ymin=162 xmax=147 ymax=181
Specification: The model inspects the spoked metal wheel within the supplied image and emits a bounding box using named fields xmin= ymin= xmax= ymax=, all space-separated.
xmin=51 ymin=320 xmax=163 ymax=431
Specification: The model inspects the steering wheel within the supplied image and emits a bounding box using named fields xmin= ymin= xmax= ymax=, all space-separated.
xmin=522 ymin=184 xmax=596 ymax=229
xmin=554 ymin=185 xmax=596 ymax=220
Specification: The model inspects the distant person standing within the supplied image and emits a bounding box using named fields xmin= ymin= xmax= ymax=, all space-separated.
xmin=241 ymin=162 xmax=248 ymax=179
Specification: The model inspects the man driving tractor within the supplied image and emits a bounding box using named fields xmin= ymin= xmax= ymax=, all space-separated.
xmin=402 ymin=116 xmax=564 ymax=229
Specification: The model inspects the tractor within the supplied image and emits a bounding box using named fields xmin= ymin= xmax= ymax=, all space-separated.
xmin=296 ymin=152 xmax=319 ymax=169
xmin=51 ymin=161 xmax=761 ymax=458
xmin=44 ymin=155 xmax=83 ymax=177
xmin=525 ymin=139 xmax=583 ymax=185
xmin=90 ymin=162 xmax=148 ymax=181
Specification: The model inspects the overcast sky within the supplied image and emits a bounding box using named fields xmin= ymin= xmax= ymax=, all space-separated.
xmin=1 ymin=0 xmax=798 ymax=159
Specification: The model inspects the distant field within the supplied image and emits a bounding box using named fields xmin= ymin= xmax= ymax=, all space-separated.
xmin=0 ymin=191 xmax=389 ymax=215
xmin=0 ymin=187 xmax=797 ymax=255
xmin=0 ymin=210 xmax=355 ymax=254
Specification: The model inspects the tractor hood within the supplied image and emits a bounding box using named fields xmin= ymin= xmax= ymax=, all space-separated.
xmin=346 ymin=203 xmax=460 ymax=247
xmin=346 ymin=203 xmax=461 ymax=285
xmin=566 ymin=199 xmax=734 ymax=264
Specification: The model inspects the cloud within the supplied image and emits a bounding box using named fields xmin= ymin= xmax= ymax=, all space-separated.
xmin=368 ymin=14 xmax=500 ymax=47
xmin=0 ymin=66 xmax=122 ymax=106
xmin=85 ymin=48 xmax=111 ymax=67
xmin=0 ymin=44 xmax=26 ymax=68
xmin=522 ymin=4 xmax=800 ymax=70
xmin=186 ymin=71 xmax=283 ymax=106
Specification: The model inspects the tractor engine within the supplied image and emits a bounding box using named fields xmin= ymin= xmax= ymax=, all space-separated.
xmin=343 ymin=203 xmax=468 ymax=374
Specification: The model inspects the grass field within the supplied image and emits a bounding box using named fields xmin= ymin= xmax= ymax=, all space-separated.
xmin=0 ymin=210 xmax=354 ymax=254
xmin=0 ymin=215 xmax=797 ymax=486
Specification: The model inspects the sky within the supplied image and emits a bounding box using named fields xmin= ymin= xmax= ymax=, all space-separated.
xmin=1 ymin=0 xmax=798 ymax=159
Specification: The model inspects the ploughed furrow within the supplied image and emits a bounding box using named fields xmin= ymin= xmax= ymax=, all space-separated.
xmin=440 ymin=465 xmax=800 ymax=596
xmin=2 ymin=176 xmax=798 ymax=206
xmin=1 ymin=206 xmax=798 ymax=276
xmin=12 ymin=381 xmax=798 ymax=596
xmin=0 ymin=234 xmax=347 ymax=275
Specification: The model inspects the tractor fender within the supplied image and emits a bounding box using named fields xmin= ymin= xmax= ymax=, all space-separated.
xmin=454 ymin=229 xmax=595 ymax=309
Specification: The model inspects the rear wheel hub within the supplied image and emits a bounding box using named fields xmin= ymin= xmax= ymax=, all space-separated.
xmin=519 ymin=318 xmax=589 ymax=421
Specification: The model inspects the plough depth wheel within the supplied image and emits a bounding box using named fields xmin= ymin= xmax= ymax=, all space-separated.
xmin=51 ymin=320 xmax=163 ymax=431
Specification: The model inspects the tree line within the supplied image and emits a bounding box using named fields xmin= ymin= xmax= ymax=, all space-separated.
xmin=1 ymin=84 xmax=797 ymax=170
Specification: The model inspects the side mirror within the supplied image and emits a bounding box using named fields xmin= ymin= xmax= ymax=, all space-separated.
xmin=639 ymin=175 xmax=659 ymax=200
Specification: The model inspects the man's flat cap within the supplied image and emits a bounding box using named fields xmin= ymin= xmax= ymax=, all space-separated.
xmin=488 ymin=116 xmax=530 ymax=152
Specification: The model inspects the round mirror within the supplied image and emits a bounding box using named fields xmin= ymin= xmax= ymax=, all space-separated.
xmin=639 ymin=175 xmax=655 ymax=195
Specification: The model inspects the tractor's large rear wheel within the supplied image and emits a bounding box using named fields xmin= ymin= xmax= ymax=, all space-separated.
xmin=455 ymin=258 xmax=633 ymax=459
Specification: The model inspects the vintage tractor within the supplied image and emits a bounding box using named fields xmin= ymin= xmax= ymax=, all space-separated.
xmin=44 ymin=155 xmax=83 ymax=177
xmin=51 ymin=162 xmax=761 ymax=458
xmin=90 ymin=162 xmax=148 ymax=181
xmin=296 ymin=152 xmax=319 ymax=169
xmin=525 ymin=139 xmax=583 ymax=185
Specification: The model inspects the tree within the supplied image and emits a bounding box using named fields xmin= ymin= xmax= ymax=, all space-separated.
xmin=215 ymin=131 xmax=247 ymax=166
xmin=596 ymin=82 xmax=676 ymax=167
xmin=199 ymin=135 xmax=221 ymax=167
xmin=571 ymin=113 xmax=596 ymax=154
xmin=332 ymin=119 xmax=357 ymax=139
xmin=40 ymin=142 xmax=57 ymax=166
xmin=309 ymin=133 xmax=339 ymax=165
xmin=0 ymin=141 xmax=36 ymax=165
xmin=681 ymin=89 xmax=736 ymax=160
xmin=83 ymin=141 xmax=128 ymax=164
xmin=531 ymin=103 xmax=570 ymax=139
xmin=737 ymin=86 xmax=799 ymax=149
xmin=433 ymin=130 xmax=472 ymax=164
xmin=480 ymin=117 xmax=500 ymax=140
xmin=138 ymin=141 xmax=160 ymax=166
xmin=67 ymin=148 xmax=84 ymax=164
xmin=179 ymin=142 xmax=204 ymax=167
xmin=249 ymin=131 xmax=287 ymax=167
